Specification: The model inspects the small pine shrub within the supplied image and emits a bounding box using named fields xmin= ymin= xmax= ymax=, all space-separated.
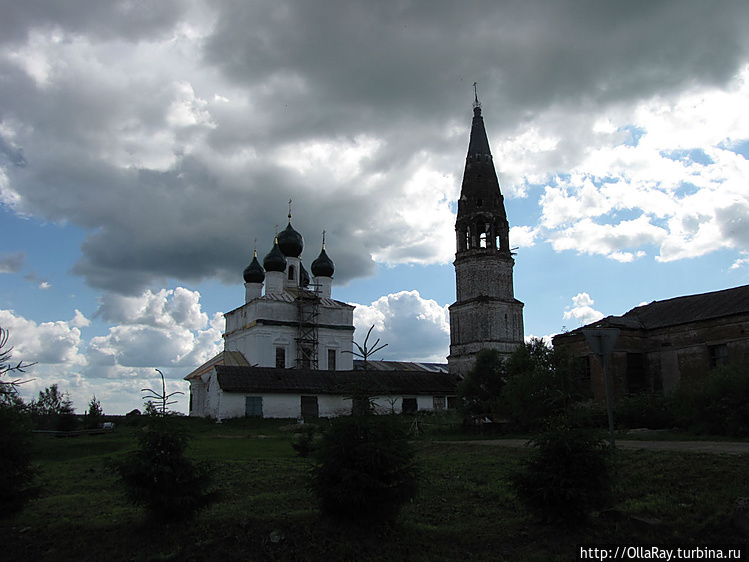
xmin=111 ymin=417 xmax=216 ymax=522
xmin=311 ymin=414 xmax=419 ymax=525
xmin=510 ymin=419 xmax=612 ymax=523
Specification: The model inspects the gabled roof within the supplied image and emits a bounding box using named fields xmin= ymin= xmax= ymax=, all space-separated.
xmin=215 ymin=365 xmax=458 ymax=396
xmin=572 ymin=284 xmax=749 ymax=333
xmin=184 ymin=350 xmax=250 ymax=381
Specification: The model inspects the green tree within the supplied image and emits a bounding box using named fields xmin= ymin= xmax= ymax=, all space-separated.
xmin=510 ymin=417 xmax=612 ymax=523
xmin=0 ymin=326 xmax=37 ymax=515
xmin=30 ymin=383 xmax=77 ymax=431
xmin=312 ymin=414 xmax=419 ymax=526
xmin=111 ymin=417 xmax=216 ymax=522
xmin=502 ymin=338 xmax=588 ymax=429
xmin=85 ymin=395 xmax=104 ymax=429
xmin=457 ymin=348 xmax=506 ymax=417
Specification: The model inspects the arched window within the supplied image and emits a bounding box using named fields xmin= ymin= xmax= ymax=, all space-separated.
xmin=288 ymin=265 xmax=295 ymax=281
xmin=479 ymin=232 xmax=487 ymax=248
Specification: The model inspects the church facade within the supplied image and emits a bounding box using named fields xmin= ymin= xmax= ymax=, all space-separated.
xmin=185 ymin=212 xmax=457 ymax=419
xmin=448 ymin=96 xmax=525 ymax=376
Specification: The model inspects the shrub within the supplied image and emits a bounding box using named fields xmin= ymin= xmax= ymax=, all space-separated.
xmin=457 ymin=348 xmax=507 ymax=417
xmin=502 ymin=339 xmax=591 ymax=430
xmin=0 ymin=393 xmax=37 ymax=516
xmin=669 ymin=364 xmax=749 ymax=437
xmin=111 ymin=416 xmax=216 ymax=522
xmin=311 ymin=414 xmax=419 ymax=525
xmin=291 ymin=426 xmax=316 ymax=458
xmin=510 ymin=418 xmax=612 ymax=523
xmin=615 ymin=392 xmax=674 ymax=430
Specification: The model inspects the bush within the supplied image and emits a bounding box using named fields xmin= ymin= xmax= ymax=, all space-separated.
xmin=502 ymin=339 xmax=591 ymax=430
xmin=510 ymin=418 xmax=612 ymax=523
xmin=311 ymin=414 xmax=419 ymax=525
xmin=615 ymin=392 xmax=674 ymax=430
xmin=111 ymin=416 xmax=216 ymax=522
xmin=0 ymin=394 xmax=37 ymax=516
xmin=669 ymin=364 xmax=749 ymax=437
xmin=457 ymin=349 xmax=506 ymax=417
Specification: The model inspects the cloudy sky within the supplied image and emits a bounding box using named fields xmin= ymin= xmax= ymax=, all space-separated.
xmin=2 ymin=0 xmax=748 ymax=414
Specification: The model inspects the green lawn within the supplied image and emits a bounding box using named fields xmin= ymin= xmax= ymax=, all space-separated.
xmin=6 ymin=417 xmax=748 ymax=562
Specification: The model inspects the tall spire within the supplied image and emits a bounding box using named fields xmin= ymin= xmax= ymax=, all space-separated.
xmin=467 ymin=83 xmax=492 ymax=159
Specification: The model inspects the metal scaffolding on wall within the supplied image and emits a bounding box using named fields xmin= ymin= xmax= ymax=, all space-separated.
xmin=296 ymin=284 xmax=320 ymax=369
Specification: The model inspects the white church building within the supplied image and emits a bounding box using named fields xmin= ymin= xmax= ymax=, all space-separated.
xmin=185 ymin=212 xmax=457 ymax=419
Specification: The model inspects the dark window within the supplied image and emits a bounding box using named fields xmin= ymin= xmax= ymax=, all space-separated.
xmin=275 ymin=347 xmax=286 ymax=368
xmin=709 ymin=344 xmax=729 ymax=368
xmin=626 ymin=353 xmax=646 ymax=394
xmin=328 ymin=349 xmax=336 ymax=370
xmin=447 ymin=396 xmax=457 ymax=410
xmin=245 ymin=396 xmax=263 ymax=417
xmin=288 ymin=265 xmax=295 ymax=281
xmin=301 ymin=395 xmax=319 ymax=418
xmin=476 ymin=197 xmax=483 ymax=206
xmin=402 ymin=397 xmax=417 ymax=414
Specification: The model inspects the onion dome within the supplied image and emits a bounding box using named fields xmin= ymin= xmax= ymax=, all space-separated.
xmin=243 ymin=250 xmax=265 ymax=284
xmin=300 ymin=263 xmax=311 ymax=288
xmin=263 ymin=238 xmax=287 ymax=272
xmin=277 ymin=221 xmax=304 ymax=257
xmin=311 ymin=232 xmax=335 ymax=277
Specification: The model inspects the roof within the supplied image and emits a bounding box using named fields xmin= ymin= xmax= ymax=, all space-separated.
xmin=184 ymin=350 xmax=250 ymax=381
xmin=569 ymin=284 xmax=749 ymax=334
xmin=215 ymin=365 xmax=458 ymax=395
xmin=354 ymin=360 xmax=449 ymax=373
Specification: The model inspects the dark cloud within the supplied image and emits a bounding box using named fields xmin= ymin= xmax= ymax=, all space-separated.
xmin=1 ymin=0 xmax=748 ymax=294
xmin=0 ymin=251 xmax=26 ymax=273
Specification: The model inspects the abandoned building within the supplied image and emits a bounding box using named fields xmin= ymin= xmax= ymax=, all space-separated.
xmin=448 ymin=91 xmax=525 ymax=376
xmin=552 ymin=284 xmax=749 ymax=402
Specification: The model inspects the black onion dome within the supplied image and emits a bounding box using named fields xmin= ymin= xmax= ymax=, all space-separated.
xmin=300 ymin=263 xmax=311 ymax=288
xmin=311 ymin=247 xmax=335 ymax=277
xmin=263 ymin=239 xmax=287 ymax=272
xmin=243 ymin=253 xmax=265 ymax=283
xmin=277 ymin=221 xmax=304 ymax=257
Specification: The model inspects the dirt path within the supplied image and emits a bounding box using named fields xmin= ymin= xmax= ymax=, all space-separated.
xmin=441 ymin=439 xmax=749 ymax=455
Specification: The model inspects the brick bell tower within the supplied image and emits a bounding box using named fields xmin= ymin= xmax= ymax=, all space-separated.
xmin=448 ymin=87 xmax=524 ymax=376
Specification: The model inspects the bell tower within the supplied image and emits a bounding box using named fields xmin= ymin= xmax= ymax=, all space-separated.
xmin=448 ymin=87 xmax=524 ymax=376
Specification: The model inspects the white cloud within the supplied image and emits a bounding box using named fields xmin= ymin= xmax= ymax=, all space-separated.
xmin=89 ymin=287 xmax=222 ymax=370
xmin=352 ymin=290 xmax=449 ymax=363
xmin=0 ymin=309 xmax=87 ymax=366
xmin=563 ymin=292 xmax=605 ymax=328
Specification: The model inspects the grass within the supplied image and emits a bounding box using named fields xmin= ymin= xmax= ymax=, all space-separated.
xmin=6 ymin=416 xmax=749 ymax=561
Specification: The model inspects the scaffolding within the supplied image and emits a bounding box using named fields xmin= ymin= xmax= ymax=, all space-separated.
xmin=295 ymin=284 xmax=320 ymax=369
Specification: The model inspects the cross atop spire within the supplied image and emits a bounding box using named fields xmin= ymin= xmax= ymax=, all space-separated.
xmin=288 ymin=199 xmax=293 ymax=220
xmin=473 ymin=81 xmax=481 ymax=110
xmin=322 ymin=229 xmax=327 ymax=250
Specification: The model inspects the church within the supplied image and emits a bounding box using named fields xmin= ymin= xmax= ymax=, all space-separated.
xmin=185 ymin=94 xmax=523 ymax=419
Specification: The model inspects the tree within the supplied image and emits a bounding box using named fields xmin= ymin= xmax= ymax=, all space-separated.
xmin=85 ymin=395 xmax=104 ymax=429
xmin=0 ymin=326 xmax=37 ymax=515
xmin=311 ymin=414 xmax=419 ymax=525
xmin=111 ymin=416 xmax=216 ymax=522
xmin=502 ymin=338 xmax=588 ymax=429
xmin=345 ymin=325 xmax=388 ymax=415
xmin=142 ymin=369 xmax=184 ymax=416
xmin=30 ymin=384 xmax=77 ymax=430
xmin=457 ymin=348 xmax=507 ymax=417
